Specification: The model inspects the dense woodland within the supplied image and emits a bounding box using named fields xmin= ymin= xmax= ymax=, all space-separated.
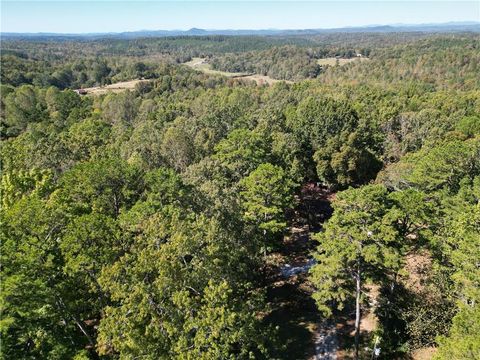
xmin=1 ymin=32 xmax=479 ymax=359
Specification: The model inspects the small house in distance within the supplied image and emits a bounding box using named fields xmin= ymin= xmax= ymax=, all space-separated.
xmin=74 ymin=89 xmax=88 ymax=95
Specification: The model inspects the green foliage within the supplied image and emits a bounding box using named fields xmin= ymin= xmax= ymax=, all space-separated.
xmin=373 ymin=141 xmax=480 ymax=355
xmin=456 ymin=115 xmax=480 ymax=137
xmin=2 ymin=32 xmax=479 ymax=359
xmin=432 ymin=182 xmax=480 ymax=358
xmin=446 ymin=203 xmax=480 ymax=305
xmin=97 ymin=212 xmax=268 ymax=359
xmin=3 ymin=85 xmax=47 ymax=136
xmin=314 ymin=129 xmax=382 ymax=188
xmin=1 ymin=195 xmax=94 ymax=359
xmin=213 ymin=129 xmax=269 ymax=181
xmin=61 ymin=213 xmax=121 ymax=288
xmin=288 ymin=95 xmax=358 ymax=151
xmin=66 ymin=118 xmax=112 ymax=161
xmin=319 ymin=35 xmax=480 ymax=91
xmin=378 ymin=137 xmax=480 ymax=192
xmin=160 ymin=117 xmax=196 ymax=172
xmin=211 ymin=45 xmax=321 ymax=81
xmin=56 ymin=156 xmax=143 ymax=217
xmin=434 ymin=304 xmax=480 ymax=360
xmin=1 ymin=168 xmax=53 ymax=208
xmin=240 ymin=163 xmax=294 ymax=241
xmin=310 ymin=185 xmax=404 ymax=315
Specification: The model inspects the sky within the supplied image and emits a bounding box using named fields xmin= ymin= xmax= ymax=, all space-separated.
xmin=1 ymin=1 xmax=479 ymax=33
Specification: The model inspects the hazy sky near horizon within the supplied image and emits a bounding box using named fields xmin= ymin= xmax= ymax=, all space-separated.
xmin=2 ymin=1 xmax=479 ymax=33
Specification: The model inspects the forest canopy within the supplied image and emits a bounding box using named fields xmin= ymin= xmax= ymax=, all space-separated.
xmin=1 ymin=31 xmax=479 ymax=359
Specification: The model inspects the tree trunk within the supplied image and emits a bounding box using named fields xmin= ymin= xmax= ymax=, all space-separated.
xmin=55 ymin=295 xmax=95 ymax=346
xmin=263 ymin=211 xmax=268 ymax=257
xmin=73 ymin=316 xmax=95 ymax=347
xmin=355 ymin=262 xmax=361 ymax=360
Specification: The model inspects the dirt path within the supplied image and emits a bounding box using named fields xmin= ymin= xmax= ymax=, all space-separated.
xmin=313 ymin=321 xmax=338 ymax=360
xmin=266 ymin=184 xmax=336 ymax=359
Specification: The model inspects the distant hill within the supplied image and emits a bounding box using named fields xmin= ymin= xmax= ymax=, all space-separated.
xmin=2 ymin=22 xmax=479 ymax=40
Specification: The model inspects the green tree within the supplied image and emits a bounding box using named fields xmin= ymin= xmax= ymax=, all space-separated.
xmin=314 ymin=129 xmax=382 ymax=188
xmin=213 ymin=129 xmax=269 ymax=182
xmin=66 ymin=118 xmax=111 ymax=162
xmin=310 ymin=185 xmax=404 ymax=359
xmin=55 ymin=156 xmax=143 ymax=217
xmin=434 ymin=199 xmax=480 ymax=359
xmin=92 ymin=60 xmax=111 ymax=85
xmin=434 ymin=305 xmax=480 ymax=360
xmin=375 ymin=189 xmax=443 ymax=353
xmin=287 ymin=96 xmax=358 ymax=151
xmin=4 ymin=85 xmax=47 ymax=136
xmin=60 ymin=213 xmax=121 ymax=293
xmin=377 ymin=137 xmax=480 ymax=192
xmin=1 ymin=195 xmax=96 ymax=359
xmin=1 ymin=168 xmax=53 ymax=209
xmin=97 ymin=211 xmax=269 ymax=359
xmin=240 ymin=163 xmax=294 ymax=252
xmin=160 ymin=118 xmax=195 ymax=172
xmin=455 ymin=115 xmax=480 ymax=138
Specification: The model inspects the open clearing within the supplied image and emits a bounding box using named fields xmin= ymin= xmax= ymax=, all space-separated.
xmin=79 ymin=79 xmax=150 ymax=95
xmin=411 ymin=347 xmax=437 ymax=360
xmin=184 ymin=57 xmax=292 ymax=85
xmin=317 ymin=57 xmax=370 ymax=67
xmin=238 ymin=74 xmax=292 ymax=85
xmin=184 ymin=57 xmax=251 ymax=77
xmin=78 ymin=57 xmax=294 ymax=95
xmin=77 ymin=56 xmax=365 ymax=94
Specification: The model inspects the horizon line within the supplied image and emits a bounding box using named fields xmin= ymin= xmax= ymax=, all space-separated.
xmin=2 ymin=20 xmax=479 ymax=36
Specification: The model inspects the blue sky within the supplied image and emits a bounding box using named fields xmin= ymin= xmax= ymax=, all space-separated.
xmin=1 ymin=1 xmax=479 ymax=33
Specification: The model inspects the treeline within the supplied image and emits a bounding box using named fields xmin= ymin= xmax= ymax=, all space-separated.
xmin=210 ymin=34 xmax=480 ymax=85
xmin=4 ymin=32 xmax=477 ymax=88
xmin=0 ymin=54 xmax=166 ymax=89
xmin=1 ymin=35 xmax=312 ymax=88
xmin=1 ymin=33 xmax=479 ymax=359
xmin=210 ymin=46 xmax=322 ymax=81
xmin=209 ymin=45 xmax=364 ymax=81
xmin=1 ymin=34 xmax=361 ymax=86
xmin=319 ymin=35 xmax=480 ymax=90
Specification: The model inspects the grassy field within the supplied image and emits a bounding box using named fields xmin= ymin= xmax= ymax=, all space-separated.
xmin=239 ymin=74 xmax=293 ymax=85
xmin=184 ymin=57 xmax=251 ymax=77
xmin=184 ymin=57 xmax=292 ymax=85
xmin=80 ymin=79 xmax=150 ymax=95
xmin=317 ymin=57 xmax=370 ymax=67
xmin=77 ymin=58 xmax=291 ymax=95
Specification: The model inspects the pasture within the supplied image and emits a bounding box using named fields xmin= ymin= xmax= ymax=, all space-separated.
xmin=79 ymin=79 xmax=150 ymax=95
xmin=317 ymin=57 xmax=370 ymax=67
xmin=184 ymin=57 xmax=292 ymax=85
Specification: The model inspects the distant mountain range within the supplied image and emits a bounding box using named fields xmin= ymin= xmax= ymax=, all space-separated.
xmin=2 ymin=22 xmax=479 ymax=39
